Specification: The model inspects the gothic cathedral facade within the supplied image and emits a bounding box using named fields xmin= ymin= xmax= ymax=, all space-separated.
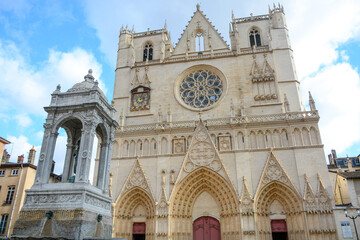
xmin=109 ymin=5 xmax=338 ymax=240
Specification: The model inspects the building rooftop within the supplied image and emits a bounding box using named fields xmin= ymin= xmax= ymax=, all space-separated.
xmin=0 ymin=137 xmax=10 ymax=144
xmin=338 ymin=171 xmax=360 ymax=179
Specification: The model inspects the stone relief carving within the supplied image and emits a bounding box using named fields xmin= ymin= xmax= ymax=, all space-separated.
xmin=124 ymin=157 xmax=153 ymax=197
xmin=183 ymin=121 xmax=222 ymax=173
xmin=259 ymin=151 xmax=292 ymax=189
xmin=84 ymin=194 xmax=111 ymax=210
xmin=218 ymin=135 xmax=231 ymax=151
xmin=173 ymin=138 xmax=185 ymax=154
xmin=250 ymin=55 xmax=278 ymax=101
xmin=24 ymin=194 xmax=82 ymax=206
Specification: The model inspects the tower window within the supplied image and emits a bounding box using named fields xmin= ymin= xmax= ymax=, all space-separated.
xmin=195 ymin=32 xmax=204 ymax=52
xmin=143 ymin=44 xmax=153 ymax=61
xmin=249 ymin=29 xmax=261 ymax=47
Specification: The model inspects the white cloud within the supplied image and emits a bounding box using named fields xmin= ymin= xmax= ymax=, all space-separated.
xmin=0 ymin=41 xmax=105 ymax=118
xmin=301 ymin=62 xmax=360 ymax=154
xmin=286 ymin=0 xmax=360 ymax=78
xmin=5 ymin=135 xmax=35 ymax=163
xmin=14 ymin=113 xmax=32 ymax=128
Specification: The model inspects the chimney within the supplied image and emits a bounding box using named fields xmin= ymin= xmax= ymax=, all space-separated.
xmin=17 ymin=155 xmax=24 ymax=163
xmin=347 ymin=157 xmax=354 ymax=172
xmin=328 ymin=154 xmax=335 ymax=165
xmin=331 ymin=149 xmax=337 ymax=159
xmin=28 ymin=146 xmax=36 ymax=164
xmin=1 ymin=150 xmax=10 ymax=163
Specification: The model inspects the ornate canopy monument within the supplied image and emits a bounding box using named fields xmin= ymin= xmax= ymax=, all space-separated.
xmin=13 ymin=70 xmax=118 ymax=239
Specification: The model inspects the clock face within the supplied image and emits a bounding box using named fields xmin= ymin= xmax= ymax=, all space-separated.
xmin=131 ymin=92 xmax=150 ymax=111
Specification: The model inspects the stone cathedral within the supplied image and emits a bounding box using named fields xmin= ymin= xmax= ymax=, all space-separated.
xmin=109 ymin=5 xmax=338 ymax=240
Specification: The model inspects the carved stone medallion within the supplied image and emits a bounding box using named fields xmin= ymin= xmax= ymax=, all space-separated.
xmin=189 ymin=142 xmax=215 ymax=166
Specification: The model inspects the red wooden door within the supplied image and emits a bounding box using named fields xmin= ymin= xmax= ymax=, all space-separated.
xmin=193 ymin=216 xmax=221 ymax=240
xmin=271 ymin=220 xmax=288 ymax=240
xmin=133 ymin=222 xmax=146 ymax=240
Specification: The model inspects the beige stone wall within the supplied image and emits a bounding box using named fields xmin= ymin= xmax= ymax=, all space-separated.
xmin=110 ymin=6 xmax=339 ymax=240
xmin=0 ymin=165 xmax=36 ymax=236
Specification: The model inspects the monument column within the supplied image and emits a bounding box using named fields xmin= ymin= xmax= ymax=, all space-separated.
xmin=76 ymin=120 xmax=96 ymax=183
xmin=96 ymin=141 xmax=108 ymax=190
xmin=62 ymin=141 xmax=74 ymax=182
xmin=35 ymin=124 xmax=58 ymax=184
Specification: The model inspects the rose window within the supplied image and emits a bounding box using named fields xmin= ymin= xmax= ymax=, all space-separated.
xmin=179 ymin=70 xmax=223 ymax=109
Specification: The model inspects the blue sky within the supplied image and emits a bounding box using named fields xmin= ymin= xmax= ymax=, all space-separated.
xmin=0 ymin=0 xmax=360 ymax=173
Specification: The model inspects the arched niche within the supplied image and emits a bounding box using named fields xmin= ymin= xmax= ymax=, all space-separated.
xmin=192 ymin=191 xmax=220 ymax=220
xmin=255 ymin=181 xmax=306 ymax=239
xmin=114 ymin=187 xmax=155 ymax=239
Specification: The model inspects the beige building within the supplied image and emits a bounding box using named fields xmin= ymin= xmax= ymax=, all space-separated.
xmin=328 ymin=150 xmax=360 ymax=239
xmin=0 ymin=137 xmax=10 ymax=164
xmin=108 ymin=4 xmax=341 ymax=240
xmin=0 ymin=147 xmax=61 ymax=237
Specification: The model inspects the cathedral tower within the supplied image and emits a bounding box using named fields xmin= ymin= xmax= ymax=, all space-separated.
xmin=110 ymin=5 xmax=338 ymax=240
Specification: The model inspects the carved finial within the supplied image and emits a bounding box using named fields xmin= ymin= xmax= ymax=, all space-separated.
xmin=232 ymin=10 xmax=235 ymax=20
xmin=308 ymin=91 xmax=316 ymax=111
xmin=164 ymin=19 xmax=167 ymax=30
xmin=55 ymin=84 xmax=61 ymax=92
xmin=125 ymin=25 xmax=128 ymax=31
xmin=196 ymin=3 xmax=200 ymax=11
xmin=132 ymin=25 xmax=134 ymax=34
xmin=84 ymin=69 xmax=95 ymax=82
xmin=304 ymin=173 xmax=309 ymax=182
xmin=121 ymin=25 xmax=124 ymax=32
xmin=284 ymin=94 xmax=290 ymax=112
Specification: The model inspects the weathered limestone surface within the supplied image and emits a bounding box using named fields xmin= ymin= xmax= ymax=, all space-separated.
xmin=12 ymin=70 xmax=118 ymax=240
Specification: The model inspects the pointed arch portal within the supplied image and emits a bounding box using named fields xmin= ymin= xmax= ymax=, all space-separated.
xmin=170 ymin=167 xmax=240 ymax=240
xmin=114 ymin=187 xmax=155 ymax=240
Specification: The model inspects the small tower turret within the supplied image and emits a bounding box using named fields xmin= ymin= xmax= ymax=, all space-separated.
xmin=28 ymin=146 xmax=36 ymax=164
xmin=116 ymin=25 xmax=134 ymax=68
xmin=309 ymin=91 xmax=316 ymax=111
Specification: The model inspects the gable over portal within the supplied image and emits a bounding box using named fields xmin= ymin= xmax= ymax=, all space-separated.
xmin=173 ymin=4 xmax=229 ymax=55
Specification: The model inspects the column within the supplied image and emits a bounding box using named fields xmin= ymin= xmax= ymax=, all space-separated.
xmin=75 ymin=120 xmax=96 ymax=183
xmin=102 ymin=126 xmax=115 ymax=193
xmin=62 ymin=142 xmax=74 ymax=182
xmin=35 ymin=123 xmax=58 ymax=184
xmin=96 ymin=141 xmax=109 ymax=190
